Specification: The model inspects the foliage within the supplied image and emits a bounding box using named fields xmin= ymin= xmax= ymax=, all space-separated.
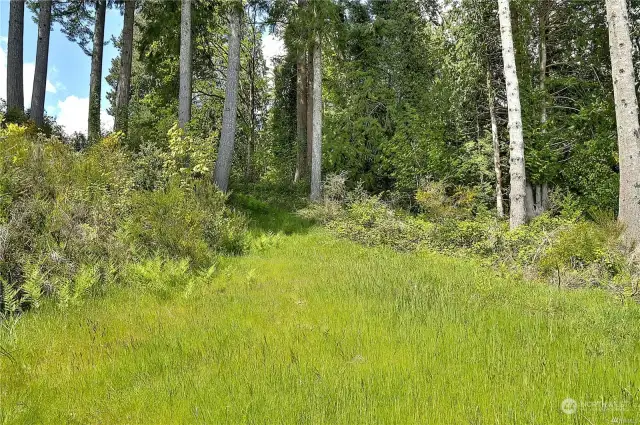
xmin=0 ymin=127 xmax=246 ymax=315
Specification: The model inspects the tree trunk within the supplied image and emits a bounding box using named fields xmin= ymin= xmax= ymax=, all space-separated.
xmin=606 ymin=0 xmax=640 ymax=245
xmin=294 ymin=50 xmax=308 ymax=183
xmin=214 ymin=6 xmax=243 ymax=193
xmin=306 ymin=49 xmax=314 ymax=171
xmin=310 ymin=40 xmax=323 ymax=202
xmin=246 ymin=5 xmax=258 ymax=180
xmin=488 ymin=71 xmax=504 ymax=218
xmin=539 ymin=3 xmax=547 ymax=125
xmin=31 ymin=0 xmax=52 ymax=127
xmin=178 ymin=0 xmax=192 ymax=128
xmin=7 ymin=0 xmax=25 ymax=115
xmin=88 ymin=0 xmax=106 ymax=141
xmin=497 ymin=0 xmax=527 ymax=229
xmin=114 ymin=0 xmax=135 ymax=133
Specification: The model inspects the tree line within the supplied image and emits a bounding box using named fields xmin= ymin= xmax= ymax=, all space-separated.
xmin=4 ymin=0 xmax=640 ymax=244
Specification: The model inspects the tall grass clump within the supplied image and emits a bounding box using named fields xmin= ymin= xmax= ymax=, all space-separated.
xmin=0 ymin=124 xmax=247 ymax=315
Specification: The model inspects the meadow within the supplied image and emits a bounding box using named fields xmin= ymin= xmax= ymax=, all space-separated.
xmin=2 ymin=210 xmax=639 ymax=424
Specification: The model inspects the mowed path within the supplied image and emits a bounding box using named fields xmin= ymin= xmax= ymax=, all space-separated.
xmin=1 ymin=227 xmax=640 ymax=424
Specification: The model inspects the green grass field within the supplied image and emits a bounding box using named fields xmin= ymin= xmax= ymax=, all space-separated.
xmin=2 ymin=207 xmax=640 ymax=424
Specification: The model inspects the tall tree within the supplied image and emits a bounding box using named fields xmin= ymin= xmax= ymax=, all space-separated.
xmin=88 ymin=0 xmax=107 ymax=141
xmin=114 ymin=0 xmax=135 ymax=132
xmin=178 ymin=0 xmax=192 ymax=128
xmin=497 ymin=0 xmax=526 ymax=228
xmin=605 ymin=0 xmax=640 ymax=245
xmin=294 ymin=0 xmax=308 ymax=183
xmin=214 ymin=4 xmax=243 ymax=192
xmin=487 ymin=70 xmax=504 ymax=218
xmin=7 ymin=0 xmax=25 ymax=115
xmin=309 ymin=37 xmax=322 ymax=201
xmin=31 ymin=0 xmax=53 ymax=127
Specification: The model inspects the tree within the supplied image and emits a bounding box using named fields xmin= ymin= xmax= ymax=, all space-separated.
xmin=114 ymin=0 xmax=136 ymax=132
xmin=497 ymin=0 xmax=526 ymax=228
xmin=214 ymin=4 xmax=243 ymax=192
xmin=605 ymin=0 xmax=640 ymax=245
xmin=294 ymin=0 xmax=308 ymax=183
xmin=88 ymin=0 xmax=107 ymax=141
xmin=178 ymin=0 xmax=192 ymax=128
xmin=309 ymin=37 xmax=322 ymax=201
xmin=487 ymin=70 xmax=504 ymax=217
xmin=31 ymin=0 xmax=53 ymax=127
xmin=7 ymin=0 xmax=25 ymax=115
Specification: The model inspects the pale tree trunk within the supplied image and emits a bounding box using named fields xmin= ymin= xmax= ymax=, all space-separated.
xmin=539 ymin=3 xmax=547 ymax=126
xmin=31 ymin=0 xmax=52 ymax=127
xmin=7 ymin=0 xmax=25 ymax=114
xmin=487 ymin=71 xmax=504 ymax=218
xmin=306 ymin=49 xmax=314 ymax=171
xmin=114 ymin=0 xmax=135 ymax=132
xmin=294 ymin=50 xmax=308 ymax=182
xmin=606 ymin=0 xmax=640 ymax=245
xmin=497 ymin=0 xmax=527 ymax=228
xmin=310 ymin=40 xmax=323 ymax=202
xmin=214 ymin=6 xmax=243 ymax=193
xmin=247 ymin=5 xmax=258 ymax=180
xmin=88 ymin=0 xmax=106 ymax=141
xmin=178 ymin=0 xmax=192 ymax=128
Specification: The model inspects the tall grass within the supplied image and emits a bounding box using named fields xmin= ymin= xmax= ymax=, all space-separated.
xmin=1 ymin=229 xmax=639 ymax=424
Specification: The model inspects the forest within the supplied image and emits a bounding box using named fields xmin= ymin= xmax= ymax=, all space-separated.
xmin=1 ymin=0 xmax=640 ymax=422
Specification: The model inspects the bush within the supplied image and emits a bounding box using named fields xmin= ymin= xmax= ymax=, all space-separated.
xmin=0 ymin=126 xmax=247 ymax=315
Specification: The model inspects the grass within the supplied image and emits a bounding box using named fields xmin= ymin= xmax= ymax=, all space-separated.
xmin=2 ymin=206 xmax=640 ymax=424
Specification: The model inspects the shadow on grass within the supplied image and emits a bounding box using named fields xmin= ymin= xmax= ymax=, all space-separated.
xmin=230 ymin=190 xmax=315 ymax=236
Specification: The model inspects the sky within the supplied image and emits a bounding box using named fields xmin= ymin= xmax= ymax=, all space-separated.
xmin=0 ymin=3 xmax=284 ymax=135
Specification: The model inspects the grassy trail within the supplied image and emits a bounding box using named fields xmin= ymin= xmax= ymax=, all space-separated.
xmin=1 ymin=207 xmax=640 ymax=424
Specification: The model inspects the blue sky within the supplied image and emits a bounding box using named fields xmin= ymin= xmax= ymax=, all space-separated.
xmin=0 ymin=2 xmax=122 ymax=134
xmin=0 ymin=2 xmax=284 ymax=135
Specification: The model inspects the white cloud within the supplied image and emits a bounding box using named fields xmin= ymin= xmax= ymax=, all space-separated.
xmin=0 ymin=47 xmax=58 ymax=104
xmin=56 ymin=95 xmax=113 ymax=135
xmin=262 ymin=33 xmax=285 ymax=70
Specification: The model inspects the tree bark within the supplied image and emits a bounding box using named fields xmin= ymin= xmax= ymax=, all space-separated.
xmin=539 ymin=2 xmax=547 ymax=125
xmin=31 ymin=0 xmax=52 ymax=127
xmin=294 ymin=50 xmax=308 ymax=183
xmin=178 ymin=0 xmax=192 ymax=128
xmin=214 ymin=6 xmax=243 ymax=193
xmin=310 ymin=40 xmax=323 ymax=202
xmin=114 ymin=0 xmax=135 ymax=133
xmin=488 ymin=71 xmax=504 ymax=218
xmin=306 ymin=48 xmax=314 ymax=171
xmin=497 ymin=0 xmax=527 ymax=229
xmin=606 ymin=0 xmax=640 ymax=245
xmin=525 ymin=182 xmax=535 ymax=219
xmin=7 ymin=0 xmax=25 ymax=115
xmin=88 ymin=0 xmax=106 ymax=141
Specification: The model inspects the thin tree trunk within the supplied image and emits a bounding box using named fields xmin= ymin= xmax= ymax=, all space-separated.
xmin=214 ymin=6 xmax=243 ymax=192
xmin=488 ymin=71 xmax=504 ymax=218
xmin=310 ymin=40 xmax=323 ymax=202
xmin=31 ymin=0 xmax=52 ymax=127
xmin=114 ymin=0 xmax=135 ymax=132
xmin=88 ymin=0 xmax=106 ymax=141
xmin=539 ymin=3 xmax=547 ymax=125
xmin=606 ymin=0 xmax=640 ymax=245
xmin=525 ymin=182 xmax=534 ymax=219
xmin=294 ymin=50 xmax=308 ymax=183
xmin=306 ymin=49 xmax=314 ymax=171
xmin=178 ymin=0 xmax=192 ymax=128
xmin=7 ymin=0 xmax=25 ymax=115
xmin=497 ymin=0 xmax=527 ymax=229
xmin=247 ymin=5 xmax=257 ymax=180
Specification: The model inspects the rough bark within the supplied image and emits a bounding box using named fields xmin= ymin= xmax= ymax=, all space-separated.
xmin=539 ymin=3 xmax=547 ymax=125
xmin=214 ymin=7 xmax=242 ymax=193
xmin=31 ymin=0 xmax=52 ymax=127
xmin=178 ymin=0 xmax=192 ymax=128
xmin=310 ymin=41 xmax=323 ymax=202
xmin=497 ymin=0 xmax=527 ymax=229
xmin=114 ymin=0 xmax=135 ymax=132
xmin=488 ymin=71 xmax=504 ymax=218
xmin=606 ymin=0 xmax=640 ymax=245
xmin=7 ymin=0 xmax=25 ymax=114
xmin=88 ymin=0 xmax=106 ymax=141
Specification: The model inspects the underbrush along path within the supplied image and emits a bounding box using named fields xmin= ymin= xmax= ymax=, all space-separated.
xmin=1 ymin=225 xmax=640 ymax=424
